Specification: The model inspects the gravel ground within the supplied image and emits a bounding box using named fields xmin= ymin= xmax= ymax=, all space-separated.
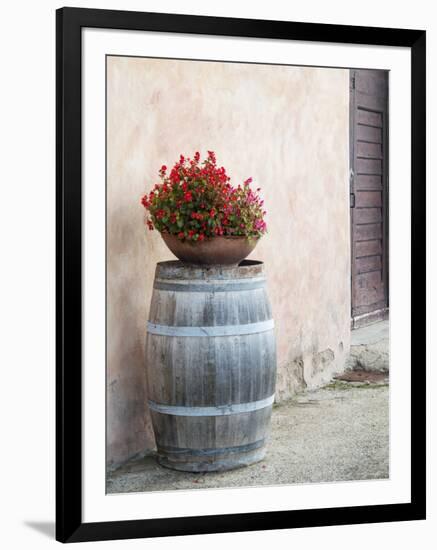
xmin=107 ymin=381 xmax=389 ymax=494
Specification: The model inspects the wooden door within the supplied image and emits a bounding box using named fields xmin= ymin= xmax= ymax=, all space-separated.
xmin=350 ymin=69 xmax=389 ymax=328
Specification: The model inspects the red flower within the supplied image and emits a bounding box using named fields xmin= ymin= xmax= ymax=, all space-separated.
xmin=140 ymin=152 xmax=267 ymax=240
xmin=207 ymin=150 xmax=216 ymax=164
xmin=170 ymin=170 xmax=180 ymax=183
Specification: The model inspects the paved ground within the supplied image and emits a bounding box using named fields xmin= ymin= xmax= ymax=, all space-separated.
xmin=351 ymin=320 xmax=389 ymax=346
xmin=348 ymin=321 xmax=389 ymax=372
xmin=107 ymin=379 xmax=389 ymax=494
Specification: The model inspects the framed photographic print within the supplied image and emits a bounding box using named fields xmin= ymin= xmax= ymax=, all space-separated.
xmin=56 ymin=7 xmax=426 ymax=543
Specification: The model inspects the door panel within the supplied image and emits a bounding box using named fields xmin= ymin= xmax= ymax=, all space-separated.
xmin=353 ymin=222 xmax=382 ymax=242
xmin=354 ymin=174 xmax=382 ymax=190
xmin=356 ymin=141 xmax=382 ymax=159
xmin=355 ymin=191 xmax=382 ymax=208
xmin=356 ymin=124 xmax=382 ymax=143
xmin=354 ymin=207 xmax=382 ymax=224
xmin=355 ymin=240 xmax=382 ymax=257
xmin=356 ymin=109 xmax=383 ymax=126
xmin=355 ymin=255 xmax=382 ymax=274
xmin=350 ymin=69 xmax=389 ymax=326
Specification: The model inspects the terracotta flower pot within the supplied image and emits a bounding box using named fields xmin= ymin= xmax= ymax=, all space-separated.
xmin=161 ymin=233 xmax=259 ymax=266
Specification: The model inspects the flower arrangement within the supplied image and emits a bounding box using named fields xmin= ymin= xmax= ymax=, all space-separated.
xmin=141 ymin=151 xmax=267 ymax=243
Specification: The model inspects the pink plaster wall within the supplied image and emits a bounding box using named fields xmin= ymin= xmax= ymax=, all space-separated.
xmin=106 ymin=57 xmax=350 ymax=468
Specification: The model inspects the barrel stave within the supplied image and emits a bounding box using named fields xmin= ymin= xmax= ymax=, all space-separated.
xmin=149 ymin=287 xmax=272 ymax=327
xmin=146 ymin=332 xmax=276 ymax=407
xmin=150 ymin=407 xmax=272 ymax=455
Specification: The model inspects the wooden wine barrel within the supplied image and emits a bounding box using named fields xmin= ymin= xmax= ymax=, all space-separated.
xmin=145 ymin=260 xmax=277 ymax=472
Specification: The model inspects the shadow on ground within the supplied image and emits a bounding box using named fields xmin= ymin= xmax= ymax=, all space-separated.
xmin=24 ymin=521 xmax=55 ymax=539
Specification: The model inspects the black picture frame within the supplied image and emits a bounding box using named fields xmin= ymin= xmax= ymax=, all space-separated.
xmin=56 ymin=6 xmax=426 ymax=543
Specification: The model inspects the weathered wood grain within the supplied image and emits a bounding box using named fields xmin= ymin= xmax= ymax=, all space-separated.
xmin=353 ymin=222 xmax=382 ymax=242
xmin=355 ymin=255 xmax=382 ymax=275
xmin=354 ymin=207 xmax=382 ymax=225
xmin=355 ymin=239 xmax=382 ymax=258
xmin=145 ymin=260 xmax=277 ymax=472
xmin=354 ymin=174 xmax=382 ymax=191
xmin=356 ymin=141 xmax=382 ymax=159
xmin=350 ymin=70 xmax=388 ymax=321
xmin=355 ymin=71 xmax=388 ymax=99
xmin=355 ymin=191 xmax=382 ymax=208
xmin=356 ymin=124 xmax=382 ymax=143
xmin=356 ymin=109 xmax=382 ymax=127
xmin=355 ymin=158 xmax=383 ymax=176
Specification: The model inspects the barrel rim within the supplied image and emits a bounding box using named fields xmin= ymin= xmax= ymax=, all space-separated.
xmin=155 ymin=260 xmax=265 ymax=281
xmin=148 ymin=394 xmax=275 ymax=416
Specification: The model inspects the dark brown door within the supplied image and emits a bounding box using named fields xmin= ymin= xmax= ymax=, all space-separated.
xmin=350 ymin=69 xmax=389 ymax=328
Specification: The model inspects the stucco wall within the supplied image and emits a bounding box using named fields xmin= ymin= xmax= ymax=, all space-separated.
xmin=107 ymin=57 xmax=351 ymax=468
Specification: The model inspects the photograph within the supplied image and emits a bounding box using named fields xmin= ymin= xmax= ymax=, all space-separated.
xmin=105 ymin=56 xmax=390 ymax=494
xmin=0 ymin=0 xmax=431 ymax=547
